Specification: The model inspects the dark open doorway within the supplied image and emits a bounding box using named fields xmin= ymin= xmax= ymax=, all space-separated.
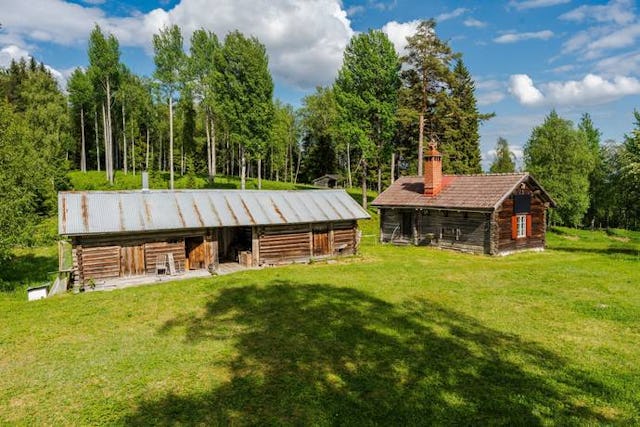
xmin=218 ymin=227 xmax=252 ymax=263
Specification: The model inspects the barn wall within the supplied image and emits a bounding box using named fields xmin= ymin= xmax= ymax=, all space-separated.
xmin=379 ymin=208 xmax=490 ymax=254
xmin=257 ymin=220 xmax=358 ymax=266
xmin=495 ymin=187 xmax=547 ymax=254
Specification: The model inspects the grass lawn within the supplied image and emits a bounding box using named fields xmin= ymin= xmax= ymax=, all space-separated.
xmin=1 ymin=217 xmax=639 ymax=424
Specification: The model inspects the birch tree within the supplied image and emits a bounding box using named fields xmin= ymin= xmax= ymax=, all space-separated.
xmin=153 ymin=25 xmax=185 ymax=190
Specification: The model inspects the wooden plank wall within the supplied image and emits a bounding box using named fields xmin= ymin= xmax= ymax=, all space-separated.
xmin=78 ymin=245 xmax=120 ymax=282
xmin=144 ymin=241 xmax=186 ymax=274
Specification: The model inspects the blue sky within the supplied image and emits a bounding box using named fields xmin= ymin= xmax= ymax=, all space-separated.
xmin=1 ymin=0 xmax=639 ymax=170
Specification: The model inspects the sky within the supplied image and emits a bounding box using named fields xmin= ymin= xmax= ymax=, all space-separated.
xmin=1 ymin=0 xmax=639 ymax=170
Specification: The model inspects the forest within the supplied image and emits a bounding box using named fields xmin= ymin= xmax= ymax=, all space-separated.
xmin=1 ymin=19 xmax=640 ymax=261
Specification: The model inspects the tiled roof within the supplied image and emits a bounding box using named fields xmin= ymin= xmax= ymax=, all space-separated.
xmin=371 ymin=173 xmax=546 ymax=211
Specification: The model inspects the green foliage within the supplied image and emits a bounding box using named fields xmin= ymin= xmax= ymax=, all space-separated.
xmin=269 ymin=100 xmax=296 ymax=180
xmin=489 ymin=137 xmax=516 ymax=173
xmin=152 ymin=25 xmax=186 ymax=96
xmin=216 ymin=31 xmax=274 ymax=161
xmin=524 ymin=110 xmax=594 ymax=226
xmin=299 ymin=87 xmax=339 ymax=181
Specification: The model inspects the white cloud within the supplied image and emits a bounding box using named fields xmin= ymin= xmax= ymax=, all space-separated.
xmin=346 ymin=5 xmax=365 ymax=16
xmin=560 ymin=0 xmax=635 ymax=25
xmin=508 ymin=0 xmax=570 ymax=10
xmin=509 ymin=73 xmax=640 ymax=107
xmin=436 ymin=8 xmax=468 ymax=22
xmin=494 ymin=30 xmax=553 ymax=43
xmin=548 ymin=64 xmax=575 ymax=74
xmin=464 ymin=18 xmax=487 ymax=28
xmin=478 ymin=91 xmax=506 ymax=106
xmin=381 ymin=20 xmax=419 ymax=55
xmin=595 ymin=50 xmax=640 ymax=76
xmin=0 ymin=44 xmax=31 ymax=67
xmin=509 ymin=74 xmax=545 ymax=106
xmin=0 ymin=0 xmax=355 ymax=89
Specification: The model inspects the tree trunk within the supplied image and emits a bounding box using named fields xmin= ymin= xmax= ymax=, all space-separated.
xmin=390 ymin=152 xmax=395 ymax=184
xmin=94 ymin=110 xmax=100 ymax=172
xmin=122 ymin=101 xmax=127 ymax=174
xmin=145 ymin=127 xmax=150 ymax=171
xmin=131 ymin=125 xmax=135 ymax=175
xmin=377 ymin=165 xmax=382 ymax=193
xmin=102 ymin=102 xmax=109 ymax=182
xmin=241 ymin=152 xmax=246 ymax=190
xmin=361 ymin=159 xmax=367 ymax=210
xmin=211 ymin=117 xmax=216 ymax=181
xmin=346 ymin=142 xmax=352 ymax=188
xmin=106 ymin=78 xmax=114 ymax=184
xmin=418 ymin=113 xmax=424 ymax=176
xmin=257 ymin=158 xmax=262 ymax=190
xmin=169 ymin=95 xmax=174 ymax=190
xmin=80 ymin=107 xmax=86 ymax=172
xmin=205 ymin=113 xmax=211 ymax=178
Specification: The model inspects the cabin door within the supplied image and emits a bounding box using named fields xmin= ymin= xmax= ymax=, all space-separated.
xmin=313 ymin=224 xmax=330 ymax=256
xmin=185 ymin=236 xmax=206 ymax=270
xmin=400 ymin=212 xmax=413 ymax=240
xmin=120 ymin=244 xmax=145 ymax=276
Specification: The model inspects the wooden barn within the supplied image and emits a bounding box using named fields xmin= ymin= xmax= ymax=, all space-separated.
xmin=313 ymin=174 xmax=343 ymax=188
xmin=58 ymin=189 xmax=369 ymax=286
xmin=372 ymin=143 xmax=555 ymax=255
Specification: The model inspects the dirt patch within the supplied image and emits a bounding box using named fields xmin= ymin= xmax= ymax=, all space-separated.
xmin=609 ymin=236 xmax=630 ymax=243
xmin=562 ymin=235 xmax=579 ymax=241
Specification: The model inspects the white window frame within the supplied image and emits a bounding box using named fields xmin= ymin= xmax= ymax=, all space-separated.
xmin=517 ymin=214 xmax=527 ymax=238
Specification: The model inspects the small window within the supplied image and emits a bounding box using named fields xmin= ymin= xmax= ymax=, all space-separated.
xmin=517 ymin=214 xmax=527 ymax=238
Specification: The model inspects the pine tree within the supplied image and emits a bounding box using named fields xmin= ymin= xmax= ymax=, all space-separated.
xmin=401 ymin=19 xmax=457 ymax=176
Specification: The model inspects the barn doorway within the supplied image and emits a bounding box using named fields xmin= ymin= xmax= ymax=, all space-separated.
xmin=313 ymin=224 xmax=329 ymax=256
xmin=185 ymin=236 xmax=207 ymax=270
xmin=218 ymin=227 xmax=252 ymax=263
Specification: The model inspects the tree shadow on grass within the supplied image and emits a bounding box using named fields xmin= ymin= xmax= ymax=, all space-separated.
xmin=124 ymin=282 xmax=618 ymax=425
xmin=0 ymin=253 xmax=57 ymax=292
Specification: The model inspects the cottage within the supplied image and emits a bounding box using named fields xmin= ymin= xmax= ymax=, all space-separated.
xmin=313 ymin=174 xmax=342 ymax=188
xmin=59 ymin=189 xmax=369 ymax=286
xmin=372 ymin=143 xmax=555 ymax=255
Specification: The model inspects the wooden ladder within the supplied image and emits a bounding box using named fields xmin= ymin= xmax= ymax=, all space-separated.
xmin=167 ymin=253 xmax=177 ymax=275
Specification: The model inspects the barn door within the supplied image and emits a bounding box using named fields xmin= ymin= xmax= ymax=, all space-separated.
xmin=313 ymin=224 xmax=329 ymax=256
xmin=120 ymin=245 xmax=145 ymax=276
xmin=185 ymin=236 xmax=206 ymax=270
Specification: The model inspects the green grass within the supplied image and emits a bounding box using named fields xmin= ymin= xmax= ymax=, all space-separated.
xmin=1 ymin=223 xmax=639 ymax=424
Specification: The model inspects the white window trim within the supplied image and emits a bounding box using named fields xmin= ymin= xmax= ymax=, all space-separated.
xmin=517 ymin=214 xmax=527 ymax=238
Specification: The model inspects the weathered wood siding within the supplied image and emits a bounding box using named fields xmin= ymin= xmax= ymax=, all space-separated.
xmin=379 ymin=208 xmax=490 ymax=254
xmin=144 ymin=241 xmax=186 ymax=273
xmin=78 ymin=245 xmax=120 ymax=281
xmin=258 ymin=224 xmax=312 ymax=265
xmin=495 ymin=189 xmax=546 ymax=253
xmin=332 ymin=221 xmax=357 ymax=255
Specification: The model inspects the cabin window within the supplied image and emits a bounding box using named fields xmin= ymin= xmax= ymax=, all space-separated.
xmin=517 ymin=215 xmax=527 ymax=238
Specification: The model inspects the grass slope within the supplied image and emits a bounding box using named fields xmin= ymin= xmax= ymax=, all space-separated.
xmin=1 ymin=179 xmax=639 ymax=424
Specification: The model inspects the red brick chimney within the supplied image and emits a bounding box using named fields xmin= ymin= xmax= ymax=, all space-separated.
xmin=424 ymin=142 xmax=443 ymax=197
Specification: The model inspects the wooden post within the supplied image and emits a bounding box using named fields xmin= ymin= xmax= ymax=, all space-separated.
xmin=309 ymin=223 xmax=314 ymax=259
xmin=328 ymin=223 xmax=334 ymax=254
xmin=251 ymin=227 xmax=260 ymax=267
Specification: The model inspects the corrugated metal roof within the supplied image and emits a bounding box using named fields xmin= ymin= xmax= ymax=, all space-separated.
xmin=58 ymin=189 xmax=370 ymax=236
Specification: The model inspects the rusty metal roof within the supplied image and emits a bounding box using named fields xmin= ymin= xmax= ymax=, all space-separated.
xmin=371 ymin=173 xmax=555 ymax=211
xmin=59 ymin=189 xmax=370 ymax=236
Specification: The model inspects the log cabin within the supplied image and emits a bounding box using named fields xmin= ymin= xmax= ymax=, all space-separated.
xmin=58 ymin=188 xmax=369 ymax=286
xmin=371 ymin=143 xmax=556 ymax=255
